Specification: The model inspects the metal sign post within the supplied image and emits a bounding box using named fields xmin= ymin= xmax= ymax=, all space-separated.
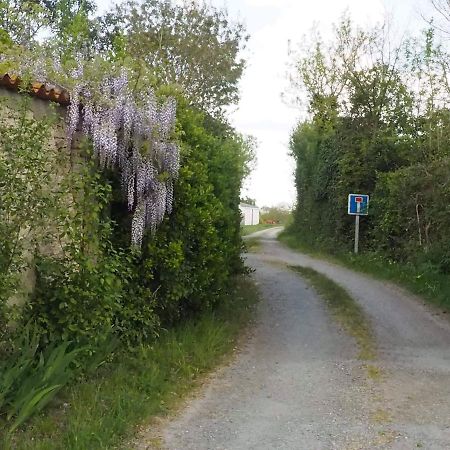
xmin=348 ymin=194 xmax=369 ymax=254
xmin=354 ymin=203 xmax=360 ymax=254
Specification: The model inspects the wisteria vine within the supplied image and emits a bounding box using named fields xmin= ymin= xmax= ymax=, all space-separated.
xmin=67 ymin=68 xmax=180 ymax=247
xmin=1 ymin=52 xmax=181 ymax=247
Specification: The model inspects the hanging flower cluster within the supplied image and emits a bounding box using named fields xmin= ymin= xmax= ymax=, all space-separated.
xmin=66 ymin=68 xmax=180 ymax=247
xmin=1 ymin=54 xmax=180 ymax=246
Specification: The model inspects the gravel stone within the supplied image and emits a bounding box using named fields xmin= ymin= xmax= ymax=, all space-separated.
xmin=146 ymin=228 xmax=450 ymax=450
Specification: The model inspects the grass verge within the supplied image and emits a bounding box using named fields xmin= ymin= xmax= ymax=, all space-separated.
xmin=280 ymin=230 xmax=450 ymax=312
xmin=240 ymin=223 xmax=278 ymax=236
xmin=243 ymin=237 xmax=260 ymax=252
xmin=289 ymin=265 xmax=376 ymax=360
xmin=7 ymin=276 xmax=258 ymax=450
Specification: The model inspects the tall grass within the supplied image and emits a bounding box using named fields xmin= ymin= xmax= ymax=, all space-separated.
xmin=7 ymin=276 xmax=258 ymax=450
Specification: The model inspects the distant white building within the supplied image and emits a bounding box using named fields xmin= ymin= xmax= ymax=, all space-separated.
xmin=239 ymin=203 xmax=260 ymax=226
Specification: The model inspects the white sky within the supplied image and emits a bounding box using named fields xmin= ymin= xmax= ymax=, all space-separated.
xmin=96 ymin=0 xmax=431 ymax=207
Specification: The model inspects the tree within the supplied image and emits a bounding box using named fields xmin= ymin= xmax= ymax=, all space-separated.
xmin=46 ymin=0 xmax=97 ymax=57
xmin=0 ymin=1 xmax=50 ymax=45
xmin=0 ymin=0 xmax=96 ymax=55
xmin=98 ymin=0 xmax=248 ymax=115
xmin=426 ymin=0 xmax=450 ymax=35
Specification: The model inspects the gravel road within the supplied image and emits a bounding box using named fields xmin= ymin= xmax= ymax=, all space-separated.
xmin=155 ymin=228 xmax=450 ymax=449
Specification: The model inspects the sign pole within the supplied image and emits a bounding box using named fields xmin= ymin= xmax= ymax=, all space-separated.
xmin=354 ymin=202 xmax=361 ymax=254
xmin=354 ymin=214 xmax=360 ymax=254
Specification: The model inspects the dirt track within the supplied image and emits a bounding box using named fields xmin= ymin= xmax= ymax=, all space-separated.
xmin=152 ymin=228 xmax=450 ymax=449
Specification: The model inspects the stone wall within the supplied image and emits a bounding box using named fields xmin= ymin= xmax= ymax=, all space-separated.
xmin=0 ymin=87 xmax=71 ymax=306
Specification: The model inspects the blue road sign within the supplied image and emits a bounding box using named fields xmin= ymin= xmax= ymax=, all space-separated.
xmin=348 ymin=194 xmax=369 ymax=216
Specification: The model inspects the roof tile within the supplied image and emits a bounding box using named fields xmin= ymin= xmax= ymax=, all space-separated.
xmin=1 ymin=73 xmax=70 ymax=106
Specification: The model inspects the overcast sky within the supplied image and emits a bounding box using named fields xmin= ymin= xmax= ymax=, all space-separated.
xmin=96 ymin=0 xmax=431 ymax=207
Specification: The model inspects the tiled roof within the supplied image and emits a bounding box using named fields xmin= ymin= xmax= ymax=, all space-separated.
xmin=0 ymin=73 xmax=70 ymax=106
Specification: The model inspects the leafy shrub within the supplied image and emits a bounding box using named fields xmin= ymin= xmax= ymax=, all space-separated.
xmin=136 ymin=104 xmax=250 ymax=323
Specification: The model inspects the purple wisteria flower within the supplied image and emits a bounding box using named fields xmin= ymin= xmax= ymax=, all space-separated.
xmin=16 ymin=57 xmax=180 ymax=248
xmin=71 ymin=72 xmax=180 ymax=247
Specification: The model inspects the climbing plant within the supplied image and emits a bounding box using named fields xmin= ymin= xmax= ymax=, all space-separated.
xmin=67 ymin=67 xmax=180 ymax=247
xmin=2 ymin=52 xmax=181 ymax=247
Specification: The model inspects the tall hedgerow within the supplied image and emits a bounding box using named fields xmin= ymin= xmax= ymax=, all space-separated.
xmin=288 ymin=18 xmax=450 ymax=275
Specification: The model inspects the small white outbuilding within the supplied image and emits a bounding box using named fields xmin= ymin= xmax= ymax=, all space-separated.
xmin=239 ymin=203 xmax=260 ymax=226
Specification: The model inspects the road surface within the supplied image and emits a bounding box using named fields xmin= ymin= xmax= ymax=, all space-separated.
xmin=152 ymin=227 xmax=450 ymax=449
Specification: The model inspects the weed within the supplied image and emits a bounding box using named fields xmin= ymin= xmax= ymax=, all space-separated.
xmin=365 ymin=364 xmax=383 ymax=380
xmin=371 ymin=408 xmax=392 ymax=424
